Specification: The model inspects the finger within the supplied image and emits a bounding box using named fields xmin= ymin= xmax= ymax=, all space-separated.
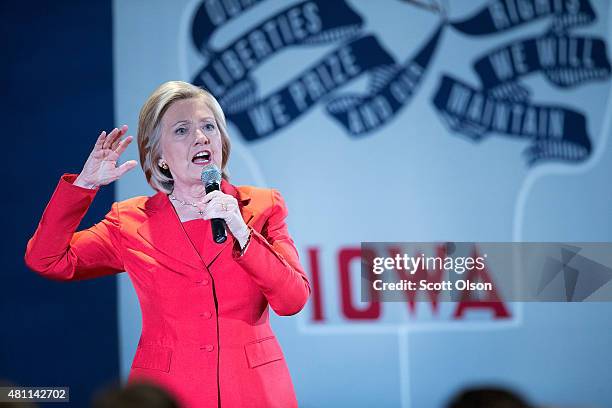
xmin=115 ymin=160 xmax=138 ymax=178
xmin=113 ymin=135 xmax=133 ymax=157
xmin=110 ymin=125 xmax=129 ymax=150
xmin=212 ymin=197 xmax=238 ymax=210
xmin=202 ymin=190 xmax=225 ymax=203
xmin=203 ymin=200 xmax=238 ymax=216
xmin=103 ymin=128 xmax=119 ymax=149
xmin=201 ymin=210 xmax=229 ymax=221
xmin=94 ymin=130 xmax=107 ymax=150
xmin=106 ymin=125 xmax=127 ymax=150
xmin=111 ymin=132 xmax=126 ymax=151
xmin=211 ymin=199 xmax=237 ymax=210
xmin=110 ymin=136 xmax=121 ymax=151
xmin=110 ymin=125 xmax=127 ymax=148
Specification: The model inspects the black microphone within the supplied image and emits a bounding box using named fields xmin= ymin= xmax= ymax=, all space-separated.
xmin=201 ymin=164 xmax=227 ymax=244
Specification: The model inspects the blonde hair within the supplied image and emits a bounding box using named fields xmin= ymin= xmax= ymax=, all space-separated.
xmin=137 ymin=81 xmax=231 ymax=194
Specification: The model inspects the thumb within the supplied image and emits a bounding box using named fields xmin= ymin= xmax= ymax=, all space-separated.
xmin=116 ymin=160 xmax=138 ymax=178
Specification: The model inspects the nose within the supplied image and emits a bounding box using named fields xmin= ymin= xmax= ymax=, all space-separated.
xmin=194 ymin=127 xmax=210 ymax=145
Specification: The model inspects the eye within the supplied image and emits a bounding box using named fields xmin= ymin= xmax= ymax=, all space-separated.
xmin=175 ymin=127 xmax=187 ymax=135
xmin=203 ymin=123 xmax=216 ymax=132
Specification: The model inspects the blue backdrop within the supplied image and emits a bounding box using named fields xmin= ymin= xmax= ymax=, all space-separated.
xmin=2 ymin=1 xmax=119 ymax=407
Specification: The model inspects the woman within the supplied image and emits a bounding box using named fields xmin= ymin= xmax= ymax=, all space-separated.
xmin=24 ymin=81 xmax=311 ymax=408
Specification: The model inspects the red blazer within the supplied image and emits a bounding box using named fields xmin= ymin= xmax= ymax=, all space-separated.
xmin=25 ymin=174 xmax=311 ymax=408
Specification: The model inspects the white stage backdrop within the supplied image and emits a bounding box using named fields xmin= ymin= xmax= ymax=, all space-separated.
xmin=113 ymin=1 xmax=612 ymax=407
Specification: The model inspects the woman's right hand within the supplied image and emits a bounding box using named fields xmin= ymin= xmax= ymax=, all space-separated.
xmin=74 ymin=125 xmax=138 ymax=189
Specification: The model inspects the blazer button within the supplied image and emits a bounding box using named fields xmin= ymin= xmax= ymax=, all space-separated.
xmin=200 ymin=311 xmax=212 ymax=319
xmin=202 ymin=279 xmax=209 ymax=286
xmin=201 ymin=344 xmax=214 ymax=352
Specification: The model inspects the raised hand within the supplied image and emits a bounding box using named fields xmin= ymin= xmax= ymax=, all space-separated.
xmin=74 ymin=125 xmax=138 ymax=189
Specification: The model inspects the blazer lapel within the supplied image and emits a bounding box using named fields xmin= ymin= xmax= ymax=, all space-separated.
xmin=137 ymin=192 xmax=204 ymax=275
xmin=136 ymin=180 xmax=255 ymax=274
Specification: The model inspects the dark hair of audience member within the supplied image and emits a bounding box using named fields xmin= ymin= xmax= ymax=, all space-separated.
xmin=447 ymin=386 xmax=532 ymax=408
xmin=91 ymin=381 xmax=180 ymax=408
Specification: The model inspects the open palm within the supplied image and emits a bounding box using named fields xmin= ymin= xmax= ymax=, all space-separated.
xmin=76 ymin=125 xmax=138 ymax=188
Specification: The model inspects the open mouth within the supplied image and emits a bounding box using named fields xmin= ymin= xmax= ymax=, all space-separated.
xmin=192 ymin=150 xmax=212 ymax=165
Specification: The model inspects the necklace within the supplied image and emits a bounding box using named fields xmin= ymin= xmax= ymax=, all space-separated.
xmin=169 ymin=194 xmax=204 ymax=216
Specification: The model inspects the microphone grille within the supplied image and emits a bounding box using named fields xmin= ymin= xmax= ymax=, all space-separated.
xmin=201 ymin=164 xmax=222 ymax=186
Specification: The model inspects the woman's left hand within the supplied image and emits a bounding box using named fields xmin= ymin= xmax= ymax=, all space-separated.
xmin=201 ymin=190 xmax=250 ymax=248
